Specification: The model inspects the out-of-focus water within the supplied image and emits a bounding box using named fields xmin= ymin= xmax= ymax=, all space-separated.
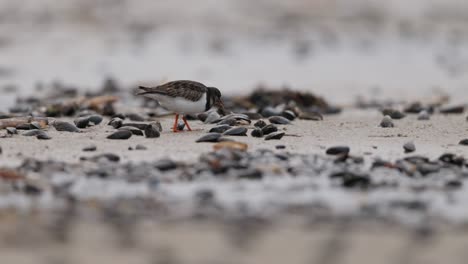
xmin=1 ymin=0 xmax=468 ymax=111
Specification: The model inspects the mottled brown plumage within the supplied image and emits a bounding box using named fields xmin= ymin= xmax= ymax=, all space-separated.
xmin=137 ymin=80 xmax=207 ymax=102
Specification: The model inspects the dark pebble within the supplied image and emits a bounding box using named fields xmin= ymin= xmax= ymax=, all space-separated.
xmin=155 ymin=159 xmax=177 ymax=171
xmin=53 ymin=121 xmax=80 ymax=132
xmin=112 ymin=113 xmax=126 ymax=120
xmin=102 ymin=103 xmax=116 ymax=116
xmin=382 ymin=109 xmax=405 ymax=119
xmin=404 ymin=102 xmax=425 ymax=113
xmin=135 ymin=144 xmax=147 ymax=150
xmin=269 ymin=116 xmax=291 ymax=125
xmin=380 ymin=116 xmax=394 ymax=128
xmin=197 ymin=113 xmax=208 ymax=122
xmin=440 ymin=105 xmax=465 ymax=114
xmin=36 ymin=133 xmax=51 ymax=140
xmin=242 ymin=112 xmax=263 ymax=120
xmin=238 ymin=169 xmax=263 ymax=180
xmin=82 ymin=153 xmax=120 ymax=162
xmin=107 ymin=130 xmax=132 ymax=140
xmin=24 ymin=184 xmax=42 ymax=195
xmin=254 ymin=120 xmax=267 ymax=128
xmin=223 ymin=127 xmax=248 ymax=136
xmin=30 ymin=122 xmax=42 ymax=129
xmin=6 ymin=127 xmax=17 ymax=135
xmin=446 ymin=180 xmax=463 ymax=189
xmin=88 ymin=115 xmax=103 ymax=125
xmin=298 ymin=111 xmax=323 ymax=121
xmin=177 ymin=121 xmax=186 ymax=131
xmin=122 ymin=123 xmax=149 ymax=130
xmin=265 ymin=131 xmax=285 ymax=140
xmin=251 ymin=128 xmax=264 ymax=138
xmin=108 ymin=118 xmax=123 ymax=129
xmin=439 ymin=153 xmax=465 ymax=166
xmin=83 ymin=145 xmax=97 ymax=152
xmin=74 ymin=117 xmax=90 ymax=128
xmin=209 ymin=125 xmax=232 ymax=133
xmin=261 ymin=124 xmax=278 ymax=135
xmin=417 ymin=110 xmax=430 ymax=120
xmin=281 ymin=110 xmax=296 ymax=121
xmin=276 ymin=145 xmax=286 ymax=149
xmin=22 ymin=130 xmax=45 ymax=137
xmin=326 ymin=146 xmax=350 ymax=155
xmin=126 ymin=113 xmax=146 ymax=121
xmin=204 ymin=111 xmax=221 ymax=124
xmin=261 ymin=107 xmax=282 ymax=118
xmin=144 ymin=124 xmax=161 ymax=138
xmin=196 ymin=133 xmax=222 ymax=143
xmin=403 ymin=142 xmax=416 ymax=153
xmin=218 ymin=118 xmax=237 ymax=126
xmin=119 ymin=126 xmax=144 ymax=136
xmin=459 ymin=139 xmax=468 ymax=146
xmin=16 ymin=124 xmax=32 ymax=130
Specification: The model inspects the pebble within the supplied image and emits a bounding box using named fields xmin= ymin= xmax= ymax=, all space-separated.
xmin=204 ymin=111 xmax=221 ymax=124
xmin=135 ymin=144 xmax=147 ymax=150
xmin=177 ymin=121 xmax=185 ymax=131
xmin=82 ymin=153 xmax=120 ymax=162
xmin=118 ymin=126 xmax=144 ymax=136
xmin=254 ymin=120 xmax=267 ymax=128
xmin=417 ymin=110 xmax=430 ymax=120
xmin=197 ymin=113 xmax=208 ymax=122
xmin=459 ymin=139 xmax=468 ymax=146
xmin=269 ymin=116 xmax=291 ymax=125
xmin=403 ymin=142 xmax=416 ymax=153
xmin=126 ymin=113 xmax=146 ymax=121
xmin=275 ymin=145 xmax=286 ymax=149
xmin=209 ymin=125 xmax=232 ymax=133
xmin=265 ymin=131 xmax=285 ymax=140
xmin=22 ymin=130 xmax=45 ymax=137
xmin=112 ymin=113 xmax=126 ymax=120
xmin=261 ymin=124 xmax=278 ymax=135
xmin=30 ymin=122 xmax=42 ymax=130
xmin=83 ymin=145 xmax=97 ymax=152
xmin=298 ymin=111 xmax=323 ymax=121
xmin=440 ymin=105 xmax=465 ymax=114
xmin=107 ymin=130 xmax=132 ymax=140
xmin=380 ymin=115 xmax=394 ymax=128
xmin=382 ymin=109 xmax=405 ymax=119
xmin=144 ymin=124 xmax=161 ymax=138
xmin=36 ymin=133 xmax=51 ymax=140
xmin=122 ymin=123 xmax=149 ymax=130
xmin=108 ymin=118 xmax=123 ymax=129
xmin=154 ymin=159 xmax=177 ymax=171
xmin=88 ymin=115 xmax=103 ymax=125
xmin=326 ymin=146 xmax=350 ymax=155
xmin=251 ymin=128 xmax=264 ymax=138
xmin=218 ymin=118 xmax=237 ymax=126
xmin=196 ymin=133 xmax=222 ymax=143
xmin=213 ymin=141 xmax=248 ymax=152
xmin=16 ymin=124 xmax=32 ymax=130
xmin=261 ymin=107 xmax=282 ymax=118
xmin=6 ymin=127 xmax=17 ymax=135
xmin=53 ymin=121 xmax=80 ymax=132
xmin=74 ymin=117 xmax=90 ymax=128
xmin=281 ymin=110 xmax=296 ymax=121
xmin=242 ymin=112 xmax=262 ymax=120
xmin=223 ymin=127 xmax=248 ymax=136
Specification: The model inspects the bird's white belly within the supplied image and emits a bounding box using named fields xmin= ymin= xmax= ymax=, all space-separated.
xmin=145 ymin=94 xmax=206 ymax=114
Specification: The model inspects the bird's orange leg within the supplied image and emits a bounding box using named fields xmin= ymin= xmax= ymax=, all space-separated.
xmin=172 ymin=114 xmax=180 ymax=132
xmin=182 ymin=116 xmax=192 ymax=131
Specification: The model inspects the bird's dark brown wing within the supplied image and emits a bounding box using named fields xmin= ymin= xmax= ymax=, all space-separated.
xmin=142 ymin=80 xmax=207 ymax=102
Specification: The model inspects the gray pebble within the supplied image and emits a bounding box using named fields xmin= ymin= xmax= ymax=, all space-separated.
xmin=254 ymin=120 xmax=267 ymax=128
xmin=380 ymin=115 xmax=394 ymax=128
xmin=135 ymin=144 xmax=147 ymax=150
xmin=144 ymin=124 xmax=161 ymax=138
xmin=74 ymin=117 xmax=90 ymax=128
xmin=223 ymin=127 xmax=248 ymax=136
xmin=269 ymin=116 xmax=291 ymax=125
xmin=6 ymin=127 xmax=17 ymax=135
xmin=126 ymin=113 xmax=146 ymax=121
xmin=83 ymin=145 xmax=97 ymax=152
xmin=36 ymin=133 xmax=51 ymax=140
xmin=209 ymin=125 xmax=232 ymax=133
xmin=30 ymin=122 xmax=42 ymax=130
xmin=265 ymin=131 xmax=285 ymax=140
xmin=196 ymin=133 xmax=222 ymax=143
xmin=326 ymin=146 xmax=350 ymax=155
xmin=382 ymin=109 xmax=405 ymax=119
xmin=261 ymin=107 xmax=282 ymax=117
xmin=281 ymin=110 xmax=296 ymax=121
xmin=262 ymin=124 xmax=278 ymax=135
xmin=108 ymin=118 xmax=123 ymax=129
xmin=177 ymin=121 xmax=185 ymax=131
xmin=417 ymin=110 xmax=430 ymax=120
xmin=88 ymin=115 xmax=103 ymax=125
xmin=119 ymin=126 xmax=144 ymax=136
xmin=204 ymin=111 xmax=221 ymax=124
xmin=53 ymin=121 xmax=80 ymax=132
xmin=403 ymin=142 xmax=416 ymax=153
xmin=22 ymin=130 xmax=45 ymax=137
xmin=107 ymin=130 xmax=132 ymax=140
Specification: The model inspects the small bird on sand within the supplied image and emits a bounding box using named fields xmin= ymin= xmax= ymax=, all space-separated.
xmin=136 ymin=80 xmax=224 ymax=132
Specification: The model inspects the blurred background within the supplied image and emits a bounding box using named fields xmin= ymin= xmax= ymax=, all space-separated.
xmin=1 ymin=0 xmax=468 ymax=110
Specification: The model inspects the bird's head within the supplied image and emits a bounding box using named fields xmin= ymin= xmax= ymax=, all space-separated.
xmin=207 ymin=87 xmax=225 ymax=114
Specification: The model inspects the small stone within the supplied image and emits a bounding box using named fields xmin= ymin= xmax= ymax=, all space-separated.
xmin=261 ymin=107 xmax=282 ymax=118
xmin=16 ymin=124 xmax=31 ymax=130
xmin=404 ymin=102 xmax=424 ymax=113
xmin=124 ymin=123 xmax=150 ymax=130
xmin=281 ymin=110 xmax=296 ymax=121
xmin=269 ymin=116 xmax=291 ymax=125
xmin=209 ymin=125 xmax=232 ymax=133
xmin=36 ymin=132 xmax=51 ymax=140
xmin=213 ymin=141 xmax=248 ymax=152
xmin=22 ymin=130 xmax=45 ymax=137
xmin=102 ymin=103 xmax=116 ymax=116
xmin=107 ymin=130 xmax=132 ymax=140
xmin=30 ymin=122 xmax=42 ymax=129
xmin=440 ymin=105 xmax=464 ymax=114
xmin=204 ymin=111 xmax=221 ymax=124
xmin=149 ymin=122 xmax=163 ymax=132
xmin=382 ymin=109 xmax=405 ymax=119
xmin=417 ymin=110 xmax=430 ymax=120
xmin=254 ymin=120 xmax=267 ymax=128
xmin=276 ymin=145 xmax=286 ymax=149
xmin=261 ymin=124 xmax=278 ymax=135
xmin=126 ymin=113 xmax=146 ymax=121
xmin=53 ymin=121 xmax=80 ymax=132
xmin=218 ymin=118 xmax=237 ymax=126
xmin=88 ymin=115 xmax=103 ymax=125
xmin=74 ymin=117 xmax=90 ymax=128
xmin=265 ymin=131 xmax=285 ymax=140
xmin=177 ymin=121 xmax=185 ymax=131
xmin=155 ymin=159 xmax=177 ymax=171
xmin=83 ymin=145 xmax=97 ymax=152
xmin=6 ymin=127 xmax=17 ymax=135
xmin=144 ymin=124 xmax=161 ymax=138
xmin=326 ymin=146 xmax=350 ymax=155
xmin=459 ymin=139 xmax=468 ymax=146
xmin=380 ymin=115 xmax=394 ymax=128
xmin=119 ymin=126 xmax=144 ymax=136
xmin=403 ymin=142 xmax=416 ymax=153
xmin=251 ymin=128 xmax=264 ymax=138
xmin=197 ymin=113 xmax=208 ymax=122
xmin=223 ymin=127 xmax=248 ymax=136
xmin=82 ymin=153 xmax=120 ymax=162
xmin=196 ymin=133 xmax=222 ymax=143
xmin=112 ymin=113 xmax=126 ymax=120
xmin=242 ymin=112 xmax=262 ymax=120
xmin=135 ymin=144 xmax=147 ymax=150
xmin=108 ymin=118 xmax=123 ymax=129
xmin=298 ymin=111 xmax=323 ymax=121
